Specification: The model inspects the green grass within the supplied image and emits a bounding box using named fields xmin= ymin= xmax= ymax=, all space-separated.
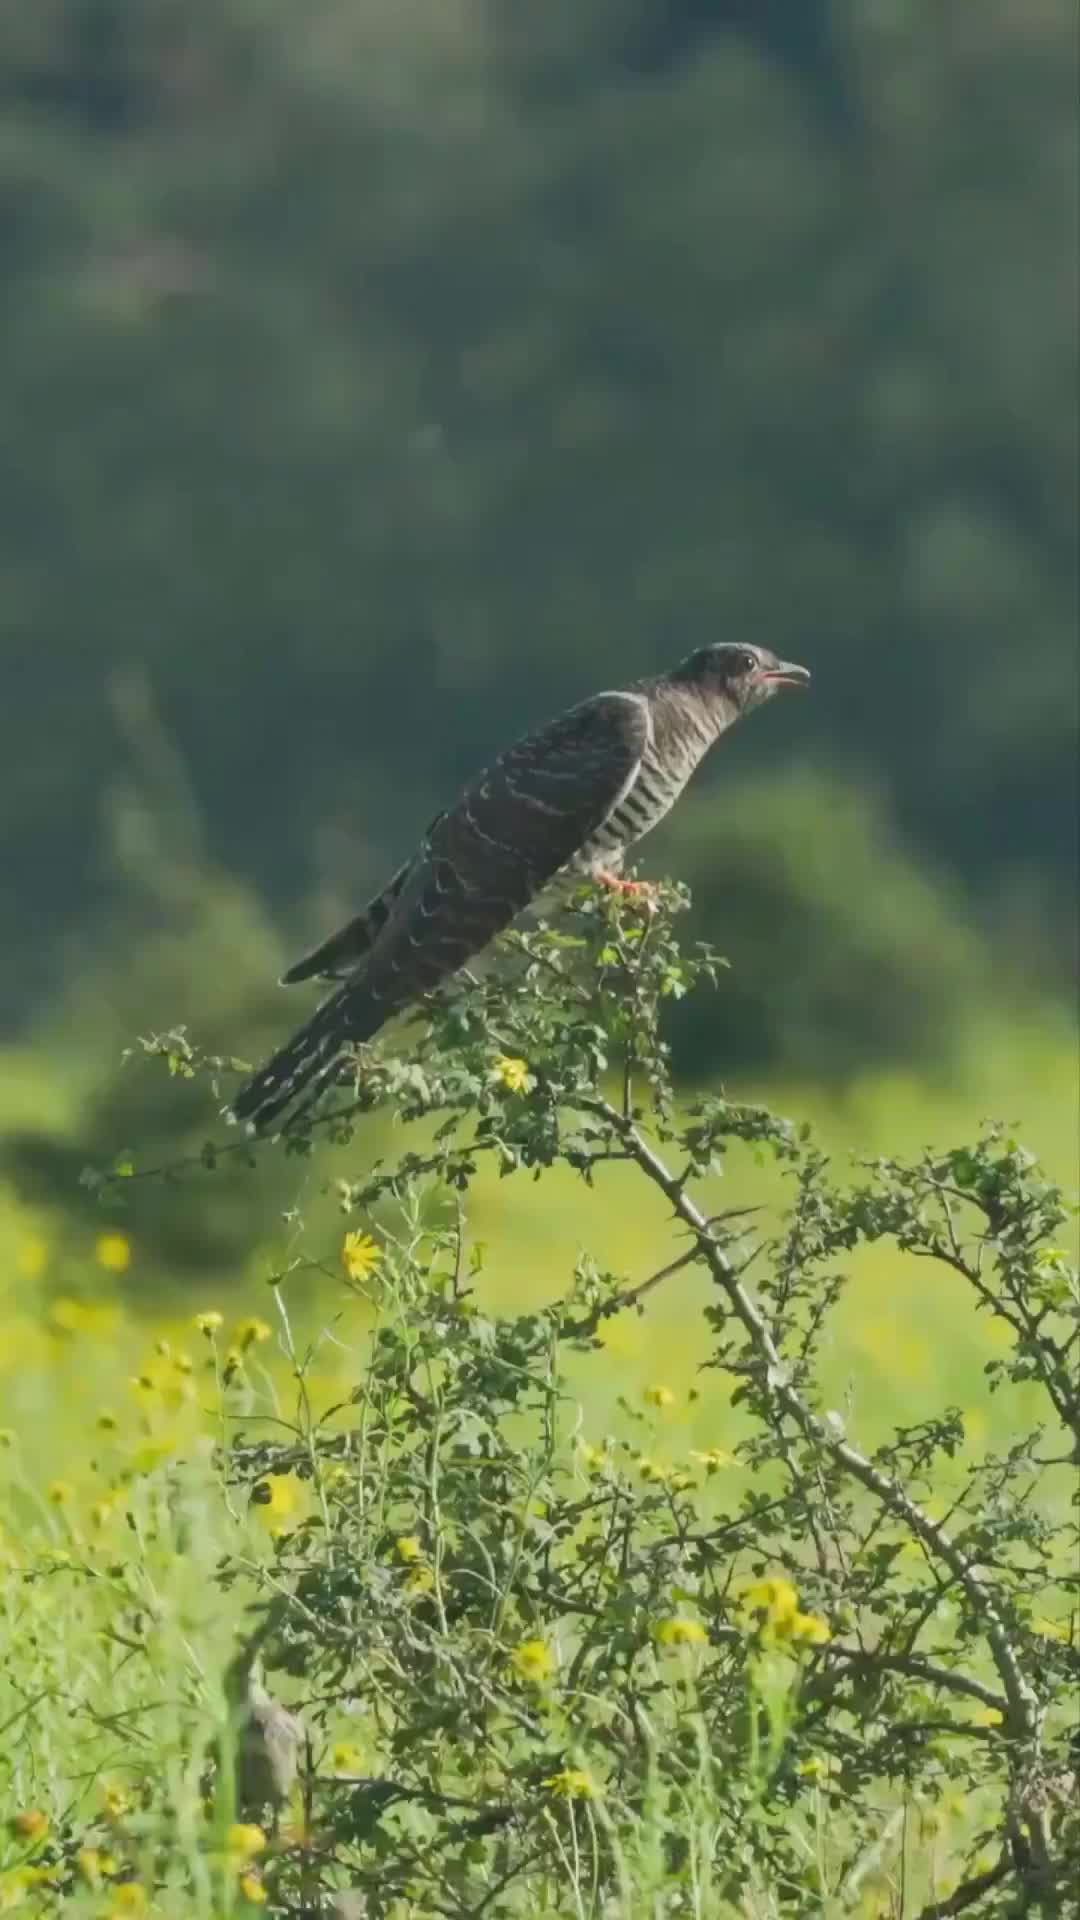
xmin=0 ymin=1009 xmax=1075 ymax=1916
xmin=3 ymin=1009 xmax=1075 ymax=1478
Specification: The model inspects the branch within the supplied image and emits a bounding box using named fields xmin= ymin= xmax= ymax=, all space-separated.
xmin=828 ymin=1647 xmax=1008 ymax=1715
xmin=575 ymin=1094 xmax=1054 ymax=1877
xmin=915 ymin=1855 xmax=1014 ymax=1919
xmin=561 ymin=1245 xmax=701 ymax=1339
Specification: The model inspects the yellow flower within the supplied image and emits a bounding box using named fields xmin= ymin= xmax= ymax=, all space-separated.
xmin=331 ymin=1741 xmax=364 ymax=1774
xmin=235 ymin=1317 xmax=272 ymax=1349
xmin=542 ymin=1768 xmax=597 ymax=1799
xmin=9 ymin=1809 xmax=48 ymax=1841
xmin=16 ymin=1236 xmax=48 ymax=1279
xmin=91 ymin=1499 xmax=119 ymax=1530
xmin=690 ymin=1447 xmax=736 ymax=1472
xmin=46 ymin=1480 xmax=73 ymax=1506
xmin=238 ymin=1874 xmax=267 ymax=1906
xmin=395 ymin=1534 xmax=423 ymax=1562
xmin=342 ymin=1232 xmax=381 ymax=1282
xmin=403 ymin=1565 xmax=434 ymax=1597
xmin=789 ymin=1611 xmax=831 ymax=1646
xmin=739 ymin=1575 xmax=799 ymax=1634
xmin=321 ymin=1462 xmax=352 ymax=1492
xmin=250 ymin=1475 xmax=301 ymax=1529
xmin=76 ymin=1849 xmax=104 ymax=1886
xmin=797 ymin=1755 xmax=827 ymax=1780
xmin=643 ymin=1384 xmax=676 ymax=1409
xmin=971 ymin=1704 xmax=1004 ymax=1727
xmin=101 ymin=1781 xmax=131 ymax=1819
xmin=655 ymin=1617 xmax=708 ymax=1648
xmin=493 ymin=1055 xmax=531 ymax=1094
xmin=739 ymin=1576 xmax=830 ymax=1647
xmin=194 ymin=1311 xmax=224 ymax=1336
xmin=510 ymin=1638 xmax=556 ymax=1685
xmin=226 ymin=1824 xmax=266 ymax=1860
xmin=635 ymin=1456 xmax=691 ymax=1488
xmin=222 ymin=1346 xmax=244 ymax=1384
xmin=95 ymin=1232 xmax=131 ymax=1273
xmin=108 ymin=1889 xmax=147 ymax=1916
xmin=49 ymin=1296 xmax=120 ymax=1335
xmin=578 ymin=1441 xmax=609 ymax=1472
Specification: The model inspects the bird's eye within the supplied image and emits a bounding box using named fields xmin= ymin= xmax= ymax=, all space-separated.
xmin=737 ymin=649 xmax=758 ymax=675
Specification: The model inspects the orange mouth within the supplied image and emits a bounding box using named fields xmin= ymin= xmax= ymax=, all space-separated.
xmin=756 ymin=662 xmax=810 ymax=689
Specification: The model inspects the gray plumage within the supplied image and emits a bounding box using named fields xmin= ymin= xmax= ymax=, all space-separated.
xmin=230 ymin=643 xmax=809 ymax=1133
xmin=224 ymin=1649 xmax=305 ymax=1824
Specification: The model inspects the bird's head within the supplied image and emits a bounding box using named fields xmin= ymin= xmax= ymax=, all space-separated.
xmin=673 ymin=643 xmax=811 ymax=721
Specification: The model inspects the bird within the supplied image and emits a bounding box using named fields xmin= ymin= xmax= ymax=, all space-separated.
xmin=229 ymin=642 xmax=809 ymax=1133
xmin=222 ymin=1645 xmax=306 ymax=1828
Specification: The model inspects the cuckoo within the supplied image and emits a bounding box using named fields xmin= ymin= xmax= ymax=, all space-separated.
xmin=230 ymin=643 xmax=809 ymax=1132
xmin=222 ymin=1644 xmax=305 ymax=1828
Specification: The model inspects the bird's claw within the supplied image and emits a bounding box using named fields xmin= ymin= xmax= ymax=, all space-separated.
xmin=595 ymin=871 xmax=660 ymax=909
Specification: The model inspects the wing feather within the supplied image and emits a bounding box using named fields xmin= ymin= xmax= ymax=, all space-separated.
xmin=280 ymin=815 xmax=443 ymax=983
xmin=343 ymin=691 xmax=649 ymax=1024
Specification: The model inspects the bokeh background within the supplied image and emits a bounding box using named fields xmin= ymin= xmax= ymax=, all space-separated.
xmin=0 ymin=0 xmax=1077 ymax=1465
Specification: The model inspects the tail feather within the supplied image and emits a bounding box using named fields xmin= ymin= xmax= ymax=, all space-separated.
xmin=229 ymin=988 xmax=357 ymax=1135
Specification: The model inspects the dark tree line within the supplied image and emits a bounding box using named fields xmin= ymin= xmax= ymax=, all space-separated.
xmin=0 ymin=0 xmax=1076 ymax=1070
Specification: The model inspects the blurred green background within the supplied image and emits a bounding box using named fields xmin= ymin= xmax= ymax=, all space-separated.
xmin=0 ymin=0 xmax=1076 ymax=1370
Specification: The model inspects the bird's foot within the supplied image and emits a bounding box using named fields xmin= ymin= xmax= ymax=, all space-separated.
xmin=594 ymin=871 xmax=660 ymax=908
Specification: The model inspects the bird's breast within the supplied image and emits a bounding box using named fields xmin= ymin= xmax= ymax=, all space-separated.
xmin=578 ymin=742 xmax=697 ymax=864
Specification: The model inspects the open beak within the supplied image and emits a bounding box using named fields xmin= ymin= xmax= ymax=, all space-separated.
xmin=757 ymin=660 xmax=810 ymax=690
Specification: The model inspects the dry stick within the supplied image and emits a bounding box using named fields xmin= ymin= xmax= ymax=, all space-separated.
xmin=575 ymin=1094 xmax=1055 ymax=1884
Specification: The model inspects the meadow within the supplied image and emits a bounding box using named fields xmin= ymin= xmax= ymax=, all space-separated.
xmin=0 ymin=898 xmax=1075 ymax=1917
xmin=3 ymin=1011 xmax=1076 ymax=1473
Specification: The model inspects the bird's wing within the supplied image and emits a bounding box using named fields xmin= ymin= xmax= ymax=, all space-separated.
xmin=345 ymin=690 xmax=650 ymax=1020
xmin=280 ymin=821 xmax=444 ymax=985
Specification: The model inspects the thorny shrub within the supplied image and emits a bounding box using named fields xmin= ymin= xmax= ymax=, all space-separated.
xmin=12 ymin=884 xmax=1079 ymax=1917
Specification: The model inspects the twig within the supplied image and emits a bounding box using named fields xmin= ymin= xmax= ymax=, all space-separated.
xmin=562 ymin=1209 xmax=760 ymax=1339
xmin=574 ymin=1093 xmax=1054 ymax=1878
xmin=562 ymin=1246 xmax=701 ymax=1339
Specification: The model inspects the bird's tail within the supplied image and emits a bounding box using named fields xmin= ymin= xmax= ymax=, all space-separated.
xmin=228 ymin=986 xmax=357 ymax=1136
